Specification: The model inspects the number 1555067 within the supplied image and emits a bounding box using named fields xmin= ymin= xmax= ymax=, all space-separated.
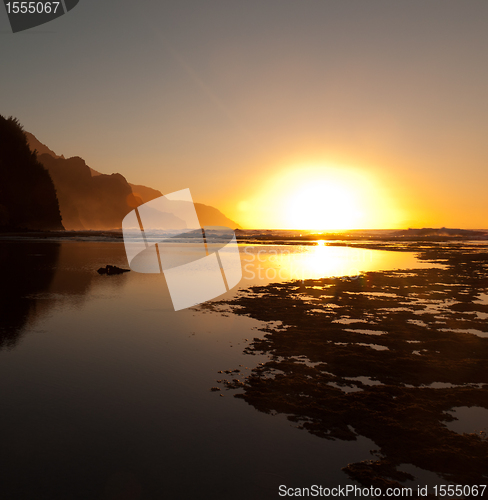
xmin=5 ymin=2 xmax=60 ymax=14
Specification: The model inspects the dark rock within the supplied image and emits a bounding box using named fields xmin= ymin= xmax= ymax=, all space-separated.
xmin=97 ymin=265 xmax=130 ymax=275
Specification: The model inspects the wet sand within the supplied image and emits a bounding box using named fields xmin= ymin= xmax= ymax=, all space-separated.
xmin=1 ymin=236 xmax=487 ymax=498
xmin=208 ymin=242 xmax=488 ymax=495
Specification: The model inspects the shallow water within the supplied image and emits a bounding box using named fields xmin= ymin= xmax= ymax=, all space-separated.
xmin=0 ymin=239 xmax=468 ymax=498
xmin=239 ymin=243 xmax=443 ymax=286
xmin=445 ymin=406 xmax=488 ymax=434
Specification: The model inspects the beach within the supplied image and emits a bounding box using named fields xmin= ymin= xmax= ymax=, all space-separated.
xmin=0 ymin=235 xmax=487 ymax=498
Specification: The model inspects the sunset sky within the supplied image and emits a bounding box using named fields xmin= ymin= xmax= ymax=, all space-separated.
xmin=1 ymin=1 xmax=487 ymax=229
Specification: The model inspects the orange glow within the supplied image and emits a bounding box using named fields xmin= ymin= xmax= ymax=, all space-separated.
xmin=235 ymin=163 xmax=405 ymax=230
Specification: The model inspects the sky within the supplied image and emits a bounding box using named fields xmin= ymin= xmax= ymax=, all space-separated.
xmin=1 ymin=0 xmax=487 ymax=229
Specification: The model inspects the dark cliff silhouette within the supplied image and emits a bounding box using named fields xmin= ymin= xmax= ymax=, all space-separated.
xmin=38 ymin=154 xmax=134 ymax=230
xmin=27 ymin=132 xmax=241 ymax=230
xmin=0 ymin=116 xmax=63 ymax=231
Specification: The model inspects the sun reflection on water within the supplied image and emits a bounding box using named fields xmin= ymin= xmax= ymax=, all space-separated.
xmin=240 ymin=244 xmax=444 ymax=285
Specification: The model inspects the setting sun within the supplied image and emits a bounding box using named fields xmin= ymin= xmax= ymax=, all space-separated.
xmin=235 ymin=163 xmax=405 ymax=230
xmin=287 ymin=180 xmax=362 ymax=230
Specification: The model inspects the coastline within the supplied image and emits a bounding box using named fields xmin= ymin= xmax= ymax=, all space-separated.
xmin=0 ymin=229 xmax=124 ymax=241
xmin=1 ymin=228 xmax=488 ymax=245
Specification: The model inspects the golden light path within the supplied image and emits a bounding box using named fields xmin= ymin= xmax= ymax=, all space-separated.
xmin=240 ymin=243 xmax=440 ymax=285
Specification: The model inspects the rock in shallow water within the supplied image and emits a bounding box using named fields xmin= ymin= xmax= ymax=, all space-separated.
xmin=97 ymin=265 xmax=130 ymax=275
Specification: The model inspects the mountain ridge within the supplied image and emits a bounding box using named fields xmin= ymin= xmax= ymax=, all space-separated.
xmin=26 ymin=133 xmax=241 ymax=230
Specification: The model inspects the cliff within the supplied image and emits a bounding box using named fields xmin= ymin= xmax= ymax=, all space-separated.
xmin=0 ymin=116 xmax=63 ymax=231
xmin=27 ymin=132 xmax=241 ymax=230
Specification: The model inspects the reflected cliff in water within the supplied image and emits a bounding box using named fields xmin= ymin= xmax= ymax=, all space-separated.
xmin=0 ymin=240 xmax=129 ymax=349
xmin=0 ymin=241 xmax=60 ymax=348
xmin=212 ymin=242 xmax=488 ymax=491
